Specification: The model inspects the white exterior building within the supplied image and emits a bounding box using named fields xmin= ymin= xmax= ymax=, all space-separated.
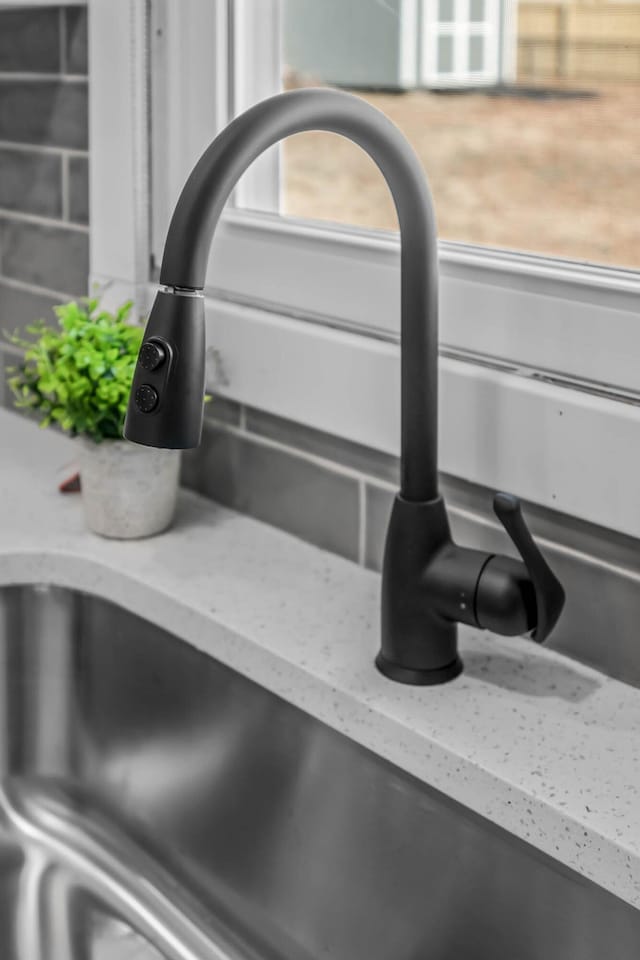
xmin=284 ymin=0 xmax=518 ymax=90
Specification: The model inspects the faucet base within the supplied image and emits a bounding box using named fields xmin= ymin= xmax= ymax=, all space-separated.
xmin=379 ymin=494 xmax=466 ymax=683
xmin=375 ymin=652 xmax=463 ymax=686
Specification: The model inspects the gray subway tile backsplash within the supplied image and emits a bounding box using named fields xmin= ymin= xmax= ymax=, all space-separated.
xmin=0 ymin=7 xmax=90 ymax=385
xmin=246 ymin=405 xmax=400 ymax=482
xmin=0 ymin=9 xmax=87 ymax=412
xmin=68 ymin=154 xmax=89 ymax=224
xmin=0 ymin=348 xmax=15 ymax=407
xmin=64 ymin=7 xmax=89 ymax=75
xmin=183 ymin=420 xmax=360 ymax=562
xmin=188 ymin=398 xmax=640 ymax=684
xmin=1 ymin=346 xmax=42 ymax=425
xmin=540 ymin=542 xmax=640 ymax=687
xmin=0 ymin=281 xmax=60 ymax=336
xmin=0 ymin=218 xmax=88 ymax=296
xmin=0 ymin=9 xmax=61 ymax=74
xmin=0 ymin=80 xmax=88 ymax=150
xmin=364 ymin=483 xmax=395 ymax=571
xmin=0 ymin=148 xmax=63 ymax=219
xmin=204 ymin=395 xmax=243 ymax=427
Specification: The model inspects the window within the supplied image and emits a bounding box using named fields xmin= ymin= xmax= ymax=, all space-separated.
xmin=148 ymin=0 xmax=638 ymax=376
xmin=277 ymin=0 xmax=636 ymax=269
xmin=90 ymin=0 xmax=640 ymax=538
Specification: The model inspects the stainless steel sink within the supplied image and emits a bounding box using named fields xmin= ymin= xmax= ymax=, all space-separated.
xmin=0 ymin=584 xmax=638 ymax=959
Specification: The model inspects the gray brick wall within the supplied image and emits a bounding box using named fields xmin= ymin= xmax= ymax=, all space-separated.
xmin=0 ymin=5 xmax=89 ymax=390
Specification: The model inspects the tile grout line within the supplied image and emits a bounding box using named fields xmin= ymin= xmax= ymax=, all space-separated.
xmin=367 ymin=476 xmax=397 ymax=494
xmin=208 ymin=418 xmax=364 ymax=481
xmin=0 ymin=274 xmax=74 ymax=302
xmin=0 ymin=73 xmax=87 ymax=83
xmin=0 ymin=343 xmax=24 ymax=359
xmin=0 ymin=141 xmax=88 ymax=158
xmin=242 ymin=409 xmax=400 ymax=485
xmin=0 ymin=207 xmax=89 ymax=233
xmin=196 ymin=418 xmax=640 ymax=590
xmin=59 ymin=6 xmax=67 ymax=75
xmin=205 ymin=414 xmax=392 ymax=489
xmin=357 ymin=479 xmax=367 ymax=567
xmin=61 ymin=153 xmax=70 ymax=222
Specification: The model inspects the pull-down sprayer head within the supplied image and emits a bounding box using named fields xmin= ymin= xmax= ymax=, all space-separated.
xmin=124 ymin=289 xmax=205 ymax=449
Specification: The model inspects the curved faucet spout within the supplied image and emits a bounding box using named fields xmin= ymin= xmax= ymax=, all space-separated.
xmin=124 ymin=87 xmax=565 ymax=685
xmin=137 ymin=88 xmax=439 ymax=501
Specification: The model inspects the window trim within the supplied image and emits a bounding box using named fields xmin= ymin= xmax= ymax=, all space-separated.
xmin=229 ymin=0 xmax=282 ymax=212
xmin=89 ymin=0 xmax=150 ymax=316
xmin=204 ymin=209 xmax=640 ymax=392
xmin=197 ymin=290 xmax=640 ymax=541
xmin=89 ymin=0 xmax=640 ymax=539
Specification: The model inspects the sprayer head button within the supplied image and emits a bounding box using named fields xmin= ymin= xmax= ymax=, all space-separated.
xmin=138 ymin=340 xmax=166 ymax=372
xmin=134 ymin=384 xmax=159 ymax=413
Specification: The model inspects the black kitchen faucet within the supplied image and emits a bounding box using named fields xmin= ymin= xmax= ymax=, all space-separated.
xmin=125 ymin=88 xmax=564 ymax=684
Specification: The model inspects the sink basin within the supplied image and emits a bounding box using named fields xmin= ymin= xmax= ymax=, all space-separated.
xmin=0 ymin=583 xmax=638 ymax=959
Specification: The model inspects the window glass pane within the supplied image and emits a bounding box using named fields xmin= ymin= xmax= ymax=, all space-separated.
xmin=275 ymin=0 xmax=640 ymax=270
xmin=469 ymin=35 xmax=484 ymax=72
xmin=438 ymin=0 xmax=455 ymax=22
xmin=470 ymin=0 xmax=485 ymax=23
xmin=437 ymin=35 xmax=454 ymax=74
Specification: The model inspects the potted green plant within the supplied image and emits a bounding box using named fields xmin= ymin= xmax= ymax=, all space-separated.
xmin=5 ymin=297 xmax=181 ymax=539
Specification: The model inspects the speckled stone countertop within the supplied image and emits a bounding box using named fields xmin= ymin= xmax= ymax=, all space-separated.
xmin=1 ymin=409 xmax=639 ymax=910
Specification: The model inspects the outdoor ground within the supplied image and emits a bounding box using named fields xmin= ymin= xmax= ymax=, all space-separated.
xmin=282 ymin=81 xmax=639 ymax=270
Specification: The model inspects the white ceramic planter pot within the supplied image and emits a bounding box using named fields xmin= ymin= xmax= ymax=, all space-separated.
xmin=77 ymin=438 xmax=181 ymax=539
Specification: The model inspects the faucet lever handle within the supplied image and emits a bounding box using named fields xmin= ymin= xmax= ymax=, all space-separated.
xmin=492 ymin=493 xmax=565 ymax=644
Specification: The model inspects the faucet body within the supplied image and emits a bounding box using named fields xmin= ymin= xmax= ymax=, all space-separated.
xmin=125 ymin=88 xmax=564 ymax=684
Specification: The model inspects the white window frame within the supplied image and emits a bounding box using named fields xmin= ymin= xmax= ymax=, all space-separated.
xmin=89 ymin=0 xmax=640 ymax=541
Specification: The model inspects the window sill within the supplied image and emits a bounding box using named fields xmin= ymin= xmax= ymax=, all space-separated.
xmin=186 ymin=288 xmax=640 ymax=541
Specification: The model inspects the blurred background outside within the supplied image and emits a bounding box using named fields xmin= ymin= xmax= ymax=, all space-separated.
xmin=280 ymin=0 xmax=640 ymax=269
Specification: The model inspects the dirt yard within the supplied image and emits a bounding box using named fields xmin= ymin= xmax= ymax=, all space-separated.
xmin=282 ymin=82 xmax=639 ymax=269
